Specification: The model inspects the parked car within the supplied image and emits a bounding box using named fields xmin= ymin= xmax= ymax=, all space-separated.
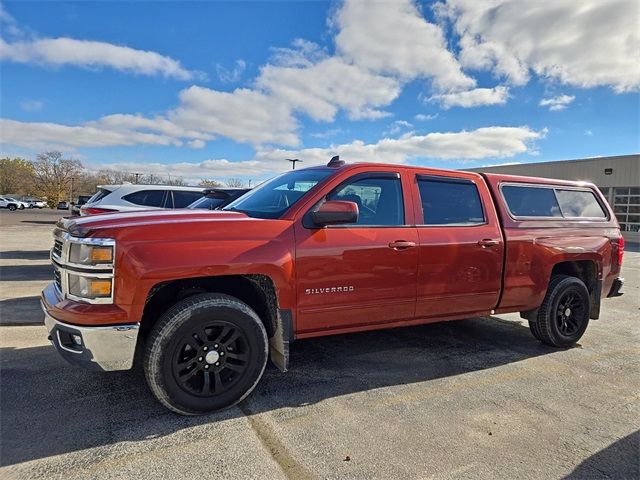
xmin=71 ymin=195 xmax=93 ymax=216
xmin=22 ymin=198 xmax=47 ymax=209
xmin=80 ymin=184 xmax=205 ymax=215
xmin=57 ymin=201 xmax=70 ymax=210
xmin=0 ymin=196 xmax=21 ymax=211
xmin=43 ymin=156 xmax=624 ymax=415
xmin=4 ymin=197 xmax=27 ymax=209
xmin=188 ymin=188 xmax=249 ymax=210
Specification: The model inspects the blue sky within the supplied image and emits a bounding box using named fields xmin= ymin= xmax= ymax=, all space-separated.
xmin=1 ymin=0 xmax=638 ymax=183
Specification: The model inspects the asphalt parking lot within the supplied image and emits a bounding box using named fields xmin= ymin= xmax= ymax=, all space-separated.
xmin=1 ymin=209 xmax=639 ymax=479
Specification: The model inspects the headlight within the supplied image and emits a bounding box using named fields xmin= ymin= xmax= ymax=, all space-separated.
xmin=69 ymin=243 xmax=114 ymax=266
xmin=68 ymin=274 xmax=113 ymax=299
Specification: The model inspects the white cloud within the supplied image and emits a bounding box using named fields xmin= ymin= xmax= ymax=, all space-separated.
xmin=0 ymin=118 xmax=182 ymax=149
xmin=257 ymin=54 xmax=400 ymax=121
xmin=84 ymin=126 xmax=543 ymax=182
xmin=539 ymin=94 xmax=575 ymax=111
xmin=0 ymin=84 xmax=301 ymax=149
xmin=168 ymin=86 xmax=299 ymax=146
xmin=584 ymin=129 xmax=593 ymax=136
xmin=383 ymin=120 xmax=414 ymax=137
xmin=19 ymin=99 xmax=43 ymax=112
xmin=439 ymin=0 xmax=640 ymax=92
xmin=335 ymin=0 xmax=475 ymax=91
xmin=0 ymin=37 xmax=200 ymax=80
xmin=216 ymin=59 xmax=246 ymax=83
xmin=430 ymin=86 xmax=510 ymax=109
xmin=414 ymin=113 xmax=438 ymax=121
xmin=268 ymin=38 xmax=328 ymax=68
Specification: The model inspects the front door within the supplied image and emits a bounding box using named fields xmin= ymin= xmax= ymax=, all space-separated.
xmin=295 ymin=172 xmax=419 ymax=334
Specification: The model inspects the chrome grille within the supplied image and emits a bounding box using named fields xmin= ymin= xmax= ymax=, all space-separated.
xmin=52 ymin=239 xmax=63 ymax=259
xmin=54 ymin=268 xmax=62 ymax=291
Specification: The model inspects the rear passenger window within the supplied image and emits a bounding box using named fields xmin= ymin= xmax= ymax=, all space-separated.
xmin=501 ymin=186 xmax=562 ymax=217
xmin=555 ymin=190 xmax=606 ymax=218
xmin=122 ymin=190 xmax=165 ymax=207
xmin=172 ymin=191 xmax=203 ymax=208
xmin=418 ymin=177 xmax=485 ymax=225
xmin=502 ymin=185 xmax=607 ymax=219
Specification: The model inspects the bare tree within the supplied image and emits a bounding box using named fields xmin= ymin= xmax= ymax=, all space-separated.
xmin=199 ymin=179 xmax=223 ymax=188
xmin=32 ymin=151 xmax=83 ymax=206
xmin=226 ymin=177 xmax=246 ymax=188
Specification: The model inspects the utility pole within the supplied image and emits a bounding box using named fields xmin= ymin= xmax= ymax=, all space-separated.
xmin=134 ymin=173 xmax=141 ymax=184
xmin=287 ymin=158 xmax=301 ymax=170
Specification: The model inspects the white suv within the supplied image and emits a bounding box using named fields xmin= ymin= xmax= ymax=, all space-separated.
xmin=80 ymin=184 xmax=205 ymax=215
xmin=0 ymin=197 xmax=26 ymax=210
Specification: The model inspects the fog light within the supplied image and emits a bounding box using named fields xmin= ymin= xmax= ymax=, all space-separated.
xmin=72 ymin=334 xmax=83 ymax=346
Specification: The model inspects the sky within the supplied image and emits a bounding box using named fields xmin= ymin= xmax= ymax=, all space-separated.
xmin=1 ymin=0 xmax=639 ymax=184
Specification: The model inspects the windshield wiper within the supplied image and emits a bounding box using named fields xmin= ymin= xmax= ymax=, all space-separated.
xmin=224 ymin=206 xmax=250 ymax=216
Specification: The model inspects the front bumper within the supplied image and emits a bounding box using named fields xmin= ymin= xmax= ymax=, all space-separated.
xmin=42 ymin=301 xmax=139 ymax=371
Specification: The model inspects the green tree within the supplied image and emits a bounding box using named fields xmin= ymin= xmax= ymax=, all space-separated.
xmin=0 ymin=157 xmax=36 ymax=195
xmin=32 ymin=151 xmax=83 ymax=206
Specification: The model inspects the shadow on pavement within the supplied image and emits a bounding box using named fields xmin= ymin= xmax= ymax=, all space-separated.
xmin=1 ymin=316 xmax=559 ymax=466
xmin=0 ymin=296 xmax=43 ymax=325
xmin=0 ymin=264 xmax=52 ymax=281
xmin=20 ymin=220 xmax=58 ymax=225
xmin=0 ymin=250 xmax=50 ymax=260
xmin=564 ymin=430 xmax=639 ymax=479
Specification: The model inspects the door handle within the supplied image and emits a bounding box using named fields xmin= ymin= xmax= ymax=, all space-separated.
xmin=477 ymin=239 xmax=499 ymax=248
xmin=389 ymin=240 xmax=416 ymax=250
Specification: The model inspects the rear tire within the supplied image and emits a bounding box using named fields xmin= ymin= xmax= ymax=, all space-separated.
xmin=530 ymin=274 xmax=590 ymax=347
xmin=8 ymin=204 xmax=16 ymax=211
xmin=144 ymin=293 xmax=268 ymax=415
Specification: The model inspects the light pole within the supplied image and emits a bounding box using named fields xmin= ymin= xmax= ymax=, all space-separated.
xmin=287 ymin=158 xmax=301 ymax=170
xmin=134 ymin=173 xmax=141 ymax=184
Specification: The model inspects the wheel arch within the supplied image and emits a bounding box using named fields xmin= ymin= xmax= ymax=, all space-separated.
xmin=522 ymin=258 xmax=602 ymax=321
xmin=140 ymin=274 xmax=292 ymax=371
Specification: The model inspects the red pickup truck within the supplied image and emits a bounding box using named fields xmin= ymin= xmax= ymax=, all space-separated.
xmin=42 ymin=157 xmax=624 ymax=414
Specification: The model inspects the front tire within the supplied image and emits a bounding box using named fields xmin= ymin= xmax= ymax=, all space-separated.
xmin=529 ymin=274 xmax=590 ymax=347
xmin=144 ymin=293 xmax=268 ymax=415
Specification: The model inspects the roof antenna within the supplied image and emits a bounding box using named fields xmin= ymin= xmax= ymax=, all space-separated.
xmin=327 ymin=155 xmax=345 ymax=167
xmin=287 ymin=158 xmax=301 ymax=170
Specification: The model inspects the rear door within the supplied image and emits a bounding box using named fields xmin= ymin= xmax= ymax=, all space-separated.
xmin=294 ymin=171 xmax=419 ymax=334
xmin=413 ymin=173 xmax=503 ymax=318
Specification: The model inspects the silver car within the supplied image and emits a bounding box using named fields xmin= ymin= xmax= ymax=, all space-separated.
xmin=80 ymin=184 xmax=205 ymax=215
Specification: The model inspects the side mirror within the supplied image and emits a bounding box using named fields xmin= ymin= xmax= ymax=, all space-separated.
xmin=311 ymin=200 xmax=358 ymax=226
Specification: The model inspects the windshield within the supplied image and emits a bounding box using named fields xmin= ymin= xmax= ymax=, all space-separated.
xmin=223 ymin=168 xmax=334 ymax=219
xmin=189 ymin=196 xmax=227 ymax=210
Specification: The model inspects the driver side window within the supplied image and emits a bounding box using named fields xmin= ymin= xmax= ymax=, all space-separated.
xmin=328 ymin=175 xmax=404 ymax=226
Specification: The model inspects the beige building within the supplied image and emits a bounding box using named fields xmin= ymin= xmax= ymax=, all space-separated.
xmin=467 ymin=154 xmax=640 ymax=243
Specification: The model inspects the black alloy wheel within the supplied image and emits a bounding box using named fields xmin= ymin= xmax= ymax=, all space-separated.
xmin=144 ymin=293 xmax=268 ymax=415
xmin=555 ymin=290 xmax=585 ymax=336
xmin=171 ymin=322 xmax=251 ymax=397
xmin=529 ymin=274 xmax=590 ymax=347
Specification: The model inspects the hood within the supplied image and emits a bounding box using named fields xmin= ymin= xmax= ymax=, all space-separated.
xmin=57 ymin=209 xmax=250 ymax=237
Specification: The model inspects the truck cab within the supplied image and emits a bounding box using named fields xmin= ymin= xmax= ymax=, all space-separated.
xmin=42 ymin=157 xmax=624 ymax=414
